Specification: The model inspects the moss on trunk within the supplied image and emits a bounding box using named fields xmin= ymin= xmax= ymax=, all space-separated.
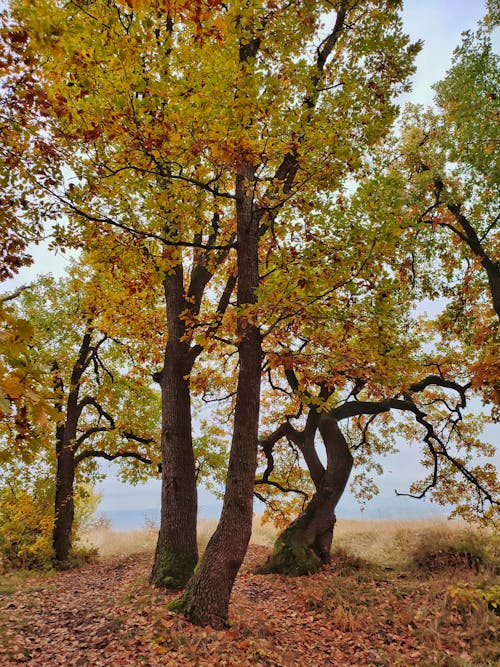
xmin=255 ymin=522 xmax=322 ymax=576
xmin=150 ymin=546 xmax=197 ymax=589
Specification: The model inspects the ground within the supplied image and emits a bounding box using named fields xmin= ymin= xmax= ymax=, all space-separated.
xmin=0 ymin=538 xmax=498 ymax=666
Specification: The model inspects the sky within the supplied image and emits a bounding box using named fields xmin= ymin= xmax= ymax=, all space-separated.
xmin=2 ymin=1 xmax=498 ymax=522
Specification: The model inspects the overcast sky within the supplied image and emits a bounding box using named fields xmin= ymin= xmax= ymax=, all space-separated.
xmin=2 ymin=1 xmax=498 ymax=521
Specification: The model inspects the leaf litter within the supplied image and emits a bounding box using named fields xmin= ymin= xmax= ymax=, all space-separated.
xmin=0 ymin=546 xmax=497 ymax=666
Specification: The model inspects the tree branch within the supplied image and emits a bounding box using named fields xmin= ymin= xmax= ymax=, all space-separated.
xmin=77 ymin=396 xmax=115 ymax=427
xmin=75 ymin=449 xmax=154 ymax=466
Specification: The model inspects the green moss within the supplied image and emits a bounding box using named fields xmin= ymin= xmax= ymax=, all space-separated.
xmin=255 ymin=529 xmax=322 ymax=576
xmin=167 ymin=591 xmax=189 ymax=613
xmin=167 ymin=591 xmax=210 ymax=627
xmin=150 ymin=547 xmax=196 ymax=589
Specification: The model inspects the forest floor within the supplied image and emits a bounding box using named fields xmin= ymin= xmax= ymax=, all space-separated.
xmin=0 ymin=522 xmax=498 ymax=666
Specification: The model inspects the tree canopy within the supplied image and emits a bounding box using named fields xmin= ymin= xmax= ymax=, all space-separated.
xmin=0 ymin=0 xmax=498 ymax=630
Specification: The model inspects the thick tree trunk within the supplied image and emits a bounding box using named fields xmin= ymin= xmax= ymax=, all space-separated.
xmin=482 ymin=256 xmax=500 ymax=319
xmin=169 ymin=165 xmax=262 ymax=628
xmin=447 ymin=204 xmax=500 ymax=319
xmin=151 ymin=265 xmax=199 ymax=588
xmin=257 ymin=415 xmax=353 ymax=576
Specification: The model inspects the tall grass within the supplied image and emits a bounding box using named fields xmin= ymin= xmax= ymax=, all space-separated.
xmin=79 ymin=515 xmax=498 ymax=572
xmin=79 ymin=516 xmax=277 ymax=558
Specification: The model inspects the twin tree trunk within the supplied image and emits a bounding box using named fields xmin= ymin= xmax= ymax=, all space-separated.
xmin=169 ymin=165 xmax=262 ymax=629
xmin=256 ymin=415 xmax=353 ymax=576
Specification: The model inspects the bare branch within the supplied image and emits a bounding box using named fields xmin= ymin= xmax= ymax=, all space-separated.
xmin=254 ymin=477 xmax=309 ymax=500
xmin=75 ymin=448 xmax=154 ymax=466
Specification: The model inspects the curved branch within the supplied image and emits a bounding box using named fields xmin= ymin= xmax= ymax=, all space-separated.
xmin=254 ymin=478 xmax=309 ymax=500
xmin=73 ymin=426 xmax=111 ymax=449
xmin=75 ymin=449 xmax=154 ymax=466
xmin=77 ymin=396 xmax=115 ymax=426
xmin=0 ymin=284 xmax=33 ymax=303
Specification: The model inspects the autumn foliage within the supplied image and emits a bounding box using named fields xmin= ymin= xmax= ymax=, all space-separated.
xmin=0 ymin=0 xmax=498 ymax=636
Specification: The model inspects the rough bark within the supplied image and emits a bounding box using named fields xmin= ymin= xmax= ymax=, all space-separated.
xmin=481 ymin=255 xmax=500 ymax=320
xmin=53 ymin=439 xmax=76 ymax=563
xmin=256 ymin=415 xmax=353 ymax=576
xmin=52 ymin=333 xmax=91 ymax=565
xmin=169 ymin=164 xmax=262 ymax=628
xmin=150 ymin=264 xmax=199 ymax=588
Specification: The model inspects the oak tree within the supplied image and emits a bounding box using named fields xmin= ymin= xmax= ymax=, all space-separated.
xmin=1 ymin=271 xmax=161 ymax=563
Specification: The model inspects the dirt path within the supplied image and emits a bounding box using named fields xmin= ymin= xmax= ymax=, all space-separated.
xmin=1 ymin=553 xmax=153 ymax=666
xmin=1 ymin=547 xmax=497 ymax=666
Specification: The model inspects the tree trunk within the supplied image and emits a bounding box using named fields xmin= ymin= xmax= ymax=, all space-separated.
xmin=482 ymin=256 xmax=500 ymax=320
xmin=150 ymin=265 xmax=199 ymax=589
xmin=53 ymin=400 xmax=79 ymax=564
xmin=53 ymin=438 xmax=76 ymax=564
xmin=169 ymin=165 xmax=262 ymax=628
xmin=52 ymin=353 xmax=85 ymax=565
xmin=256 ymin=415 xmax=353 ymax=576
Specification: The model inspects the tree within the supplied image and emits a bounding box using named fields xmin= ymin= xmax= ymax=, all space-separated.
xmin=4 ymin=0 xmax=418 ymax=627
xmin=1 ymin=272 xmax=161 ymax=563
xmin=166 ymin=0 xmax=418 ymax=627
xmin=247 ymin=6 xmax=500 ymax=574
xmin=2 ymin=0 xmax=238 ymax=587
xmin=386 ymin=8 xmax=499 ymax=407
xmin=233 ymin=184 xmax=498 ymax=574
xmin=255 ymin=370 xmax=498 ymax=575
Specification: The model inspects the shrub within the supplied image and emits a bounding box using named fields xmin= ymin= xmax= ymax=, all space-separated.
xmin=0 ymin=473 xmax=103 ymax=571
xmin=411 ymin=528 xmax=493 ymax=573
xmin=448 ymin=583 xmax=500 ymax=614
xmin=0 ymin=479 xmax=54 ymax=570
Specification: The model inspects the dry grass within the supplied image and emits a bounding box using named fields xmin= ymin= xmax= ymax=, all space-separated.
xmin=79 ymin=515 xmax=498 ymax=574
xmin=78 ymin=524 xmax=159 ymax=558
xmin=333 ymin=517 xmax=469 ymax=568
xmin=79 ymin=516 xmax=278 ymax=558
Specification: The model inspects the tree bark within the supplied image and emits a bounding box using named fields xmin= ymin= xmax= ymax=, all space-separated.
xmin=53 ymin=393 xmax=80 ymax=563
xmin=169 ymin=164 xmax=262 ymax=628
xmin=256 ymin=415 xmax=353 ymax=576
xmin=150 ymin=264 xmax=199 ymax=588
xmin=481 ymin=255 xmax=500 ymax=319
xmin=447 ymin=204 xmax=500 ymax=319
xmin=52 ymin=333 xmax=91 ymax=565
xmin=53 ymin=430 xmax=76 ymax=563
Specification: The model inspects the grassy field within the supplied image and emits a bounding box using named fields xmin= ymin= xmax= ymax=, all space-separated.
xmin=1 ymin=518 xmax=498 ymax=666
xmin=79 ymin=515 xmax=497 ymax=568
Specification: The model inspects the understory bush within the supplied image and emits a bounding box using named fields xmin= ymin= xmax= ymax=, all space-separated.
xmin=411 ymin=528 xmax=497 ymax=573
xmin=0 ymin=471 xmax=102 ymax=571
xmin=0 ymin=478 xmax=54 ymax=570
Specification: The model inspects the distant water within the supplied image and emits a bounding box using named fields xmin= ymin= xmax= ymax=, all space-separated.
xmin=98 ymin=502 xmax=223 ymax=530
xmin=98 ymin=494 xmax=445 ymax=530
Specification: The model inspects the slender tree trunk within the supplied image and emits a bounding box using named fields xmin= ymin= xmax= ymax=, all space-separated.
xmin=53 ymin=396 xmax=79 ymax=564
xmin=53 ymin=433 xmax=76 ymax=563
xmin=52 ymin=332 xmax=91 ymax=565
xmin=257 ymin=415 xmax=353 ymax=576
xmin=169 ymin=164 xmax=262 ymax=628
xmin=151 ymin=265 xmax=199 ymax=588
